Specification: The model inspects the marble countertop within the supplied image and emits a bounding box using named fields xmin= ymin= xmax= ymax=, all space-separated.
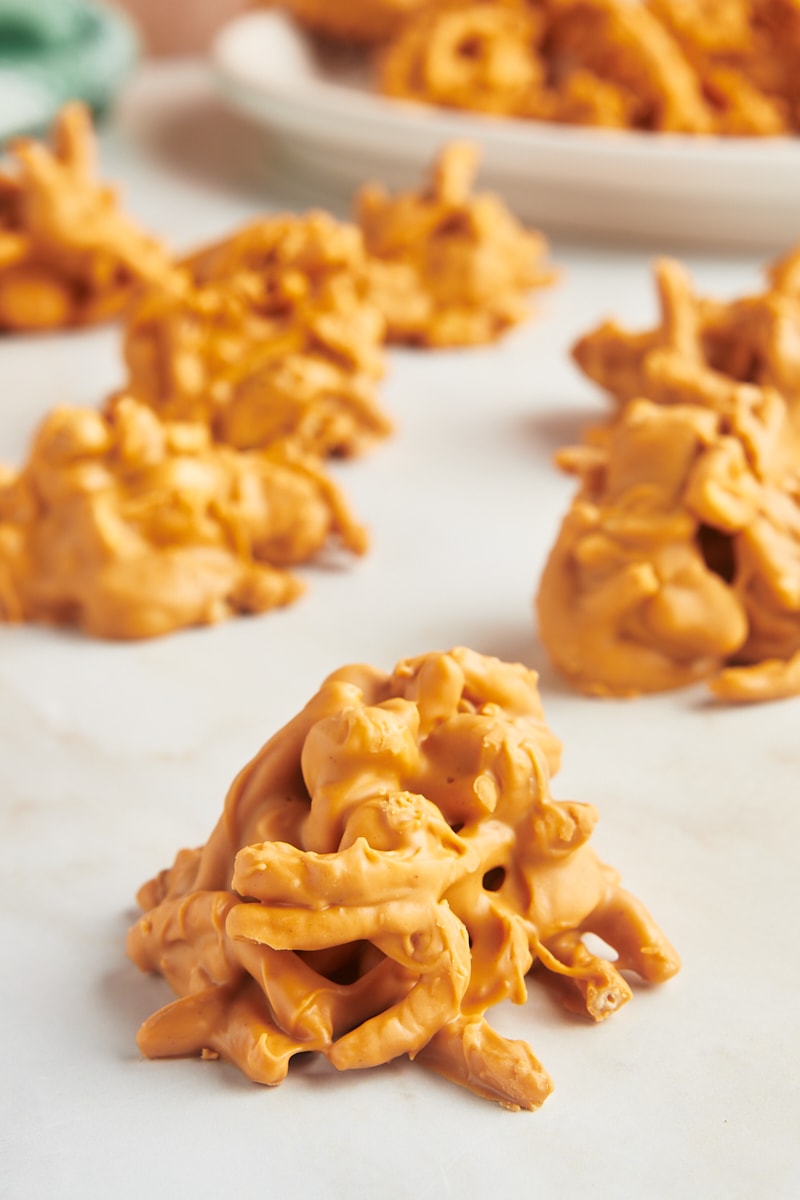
xmin=2 ymin=60 xmax=798 ymax=1200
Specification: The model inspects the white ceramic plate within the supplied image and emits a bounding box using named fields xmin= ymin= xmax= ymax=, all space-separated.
xmin=212 ymin=11 xmax=800 ymax=251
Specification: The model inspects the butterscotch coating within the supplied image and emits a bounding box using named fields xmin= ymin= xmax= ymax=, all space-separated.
xmin=183 ymin=211 xmax=386 ymax=382
xmin=571 ymin=251 xmax=800 ymax=643
xmin=378 ymin=0 xmax=711 ymax=132
xmin=655 ymin=0 xmax=800 ymax=131
xmin=730 ymin=481 xmax=800 ymax=664
xmin=378 ymin=4 xmax=549 ymax=118
xmin=357 ymin=143 xmax=555 ymax=347
xmin=122 ymin=213 xmax=392 ymax=459
xmin=709 ymin=650 xmax=800 ymax=703
xmin=543 ymin=0 xmax=713 ymax=132
xmin=0 ymin=104 xmax=171 ymax=332
xmin=646 ymin=0 xmax=790 ymax=134
xmin=0 ymin=397 xmax=366 ymax=640
xmin=376 ymin=0 xmax=800 ymax=134
xmin=574 ymin=258 xmax=800 ymax=447
xmin=539 ymin=308 xmax=800 ymax=701
xmin=537 ymin=401 xmax=753 ymax=695
xmin=128 ymin=648 xmax=679 ymax=1111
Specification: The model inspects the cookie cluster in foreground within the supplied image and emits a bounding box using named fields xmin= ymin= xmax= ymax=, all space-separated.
xmin=128 ymin=648 xmax=679 ymax=1110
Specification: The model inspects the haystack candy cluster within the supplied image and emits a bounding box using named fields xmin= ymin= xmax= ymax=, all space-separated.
xmin=0 ymin=398 xmax=365 ymax=639
xmin=0 ymin=115 xmax=556 ymax=640
xmin=0 ymin=104 xmax=171 ymax=332
xmin=0 ymin=118 xmax=381 ymax=640
xmin=358 ymin=143 xmax=554 ymax=347
xmin=278 ymin=0 xmax=800 ymax=136
xmin=380 ymin=0 xmax=800 ymax=135
xmin=122 ymin=212 xmax=392 ymax=458
xmin=537 ymin=255 xmax=800 ymax=702
xmin=122 ymin=145 xmax=553 ymax=449
xmin=128 ymin=648 xmax=679 ymax=1110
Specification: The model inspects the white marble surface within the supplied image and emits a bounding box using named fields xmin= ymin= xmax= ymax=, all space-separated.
xmin=2 ymin=61 xmax=799 ymax=1200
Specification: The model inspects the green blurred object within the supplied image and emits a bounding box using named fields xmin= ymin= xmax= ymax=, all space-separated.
xmin=0 ymin=0 xmax=139 ymax=141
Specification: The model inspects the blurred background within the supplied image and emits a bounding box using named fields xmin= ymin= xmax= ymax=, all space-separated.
xmin=117 ymin=0 xmax=251 ymax=54
xmin=0 ymin=0 xmax=253 ymax=141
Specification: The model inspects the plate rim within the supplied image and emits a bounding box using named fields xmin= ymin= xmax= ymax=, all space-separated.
xmin=212 ymin=9 xmax=800 ymax=172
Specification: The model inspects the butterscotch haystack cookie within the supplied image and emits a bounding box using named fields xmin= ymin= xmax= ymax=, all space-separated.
xmin=128 ymin=647 xmax=679 ymax=1111
xmin=379 ymin=0 xmax=712 ymax=131
xmin=379 ymin=3 xmax=550 ymax=118
xmin=0 ymin=397 xmax=366 ymax=640
xmin=648 ymin=0 xmax=799 ymax=134
xmin=357 ymin=142 xmax=555 ymax=347
xmin=377 ymin=0 xmax=800 ymax=134
xmin=538 ymin=254 xmax=800 ymax=702
xmin=538 ymin=399 xmax=754 ymax=696
xmin=121 ymin=212 xmax=393 ymax=459
xmin=0 ymin=103 xmax=171 ymax=332
xmin=572 ymin=256 xmax=800 ymax=478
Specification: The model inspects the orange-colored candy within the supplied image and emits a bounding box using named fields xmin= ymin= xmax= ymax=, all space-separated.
xmin=129 ymin=648 xmax=679 ymax=1109
xmin=375 ymin=0 xmax=800 ymax=135
xmin=0 ymin=397 xmax=366 ymax=639
xmin=358 ymin=142 xmax=555 ymax=347
xmin=539 ymin=253 xmax=800 ymax=702
xmin=121 ymin=212 xmax=393 ymax=459
xmin=0 ymin=104 xmax=171 ymax=332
